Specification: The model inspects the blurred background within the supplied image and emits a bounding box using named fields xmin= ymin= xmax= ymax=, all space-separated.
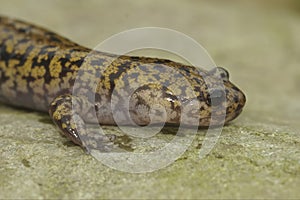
xmin=0 ymin=0 xmax=299 ymax=199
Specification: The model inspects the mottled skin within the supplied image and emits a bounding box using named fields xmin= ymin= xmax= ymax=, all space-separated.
xmin=0 ymin=16 xmax=246 ymax=150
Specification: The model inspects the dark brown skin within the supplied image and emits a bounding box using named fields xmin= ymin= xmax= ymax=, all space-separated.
xmin=0 ymin=16 xmax=246 ymax=151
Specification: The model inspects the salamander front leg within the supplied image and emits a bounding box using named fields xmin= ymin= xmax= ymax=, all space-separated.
xmin=49 ymin=94 xmax=114 ymax=152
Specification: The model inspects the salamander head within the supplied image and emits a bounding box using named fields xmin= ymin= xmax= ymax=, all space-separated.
xmin=165 ymin=66 xmax=246 ymax=126
xmin=129 ymin=65 xmax=246 ymax=127
xmin=194 ymin=67 xmax=246 ymax=126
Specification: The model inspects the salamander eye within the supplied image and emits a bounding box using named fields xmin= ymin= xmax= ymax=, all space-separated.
xmin=208 ymin=67 xmax=229 ymax=81
xmin=208 ymin=89 xmax=226 ymax=106
xmin=216 ymin=67 xmax=229 ymax=81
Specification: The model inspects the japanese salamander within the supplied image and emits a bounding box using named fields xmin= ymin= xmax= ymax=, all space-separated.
xmin=0 ymin=16 xmax=246 ymax=150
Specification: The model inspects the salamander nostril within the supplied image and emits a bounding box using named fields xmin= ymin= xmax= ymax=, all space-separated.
xmin=208 ymin=89 xmax=226 ymax=106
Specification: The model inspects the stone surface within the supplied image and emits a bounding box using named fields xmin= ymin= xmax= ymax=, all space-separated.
xmin=0 ymin=0 xmax=299 ymax=199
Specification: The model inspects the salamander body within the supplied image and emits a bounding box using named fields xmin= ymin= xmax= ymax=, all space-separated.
xmin=0 ymin=16 xmax=246 ymax=150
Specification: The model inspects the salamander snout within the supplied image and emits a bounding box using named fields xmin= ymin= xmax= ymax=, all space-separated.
xmin=200 ymin=67 xmax=246 ymax=126
xmin=223 ymin=82 xmax=246 ymax=123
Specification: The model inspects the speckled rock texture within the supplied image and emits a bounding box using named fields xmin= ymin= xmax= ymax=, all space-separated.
xmin=0 ymin=0 xmax=299 ymax=199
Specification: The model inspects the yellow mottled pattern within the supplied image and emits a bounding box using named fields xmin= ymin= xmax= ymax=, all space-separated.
xmin=31 ymin=66 xmax=46 ymax=78
xmin=20 ymin=48 xmax=41 ymax=77
xmin=50 ymin=57 xmax=63 ymax=78
xmin=4 ymin=38 xmax=14 ymax=54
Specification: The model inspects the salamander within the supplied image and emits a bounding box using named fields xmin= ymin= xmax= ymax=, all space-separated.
xmin=0 ymin=16 xmax=246 ymax=150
